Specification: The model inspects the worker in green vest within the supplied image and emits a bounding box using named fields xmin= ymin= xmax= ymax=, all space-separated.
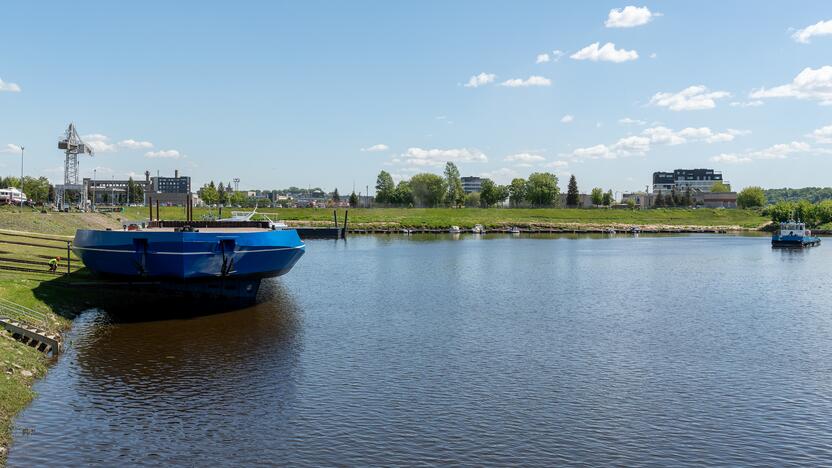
xmin=48 ymin=256 xmax=60 ymax=272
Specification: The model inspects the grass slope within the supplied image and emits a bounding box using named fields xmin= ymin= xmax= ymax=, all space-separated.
xmin=121 ymin=206 xmax=770 ymax=230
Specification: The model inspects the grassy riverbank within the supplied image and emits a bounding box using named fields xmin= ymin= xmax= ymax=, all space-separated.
xmin=0 ymin=208 xmax=119 ymax=462
xmin=122 ymin=206 xmax=770 ymax=230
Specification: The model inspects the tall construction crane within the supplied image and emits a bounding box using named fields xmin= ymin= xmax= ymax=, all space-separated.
xmin=56 ymin=123 xmax=94 ymax=210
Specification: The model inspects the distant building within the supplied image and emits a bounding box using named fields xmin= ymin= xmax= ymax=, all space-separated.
xmin=652 ymin=168 xmax=728 ymax=194
xmin=558 ymin=193 xmax=594 ymax=208
xmin=621 ymin=192 xmax=652 ymax=209
xmin=461 ymin=176 xmax=482 ymax=193
xmin=154 ymin=169 xmax=191 ymax=194
xmin=695 ymin=192 xmax=737 ymax=208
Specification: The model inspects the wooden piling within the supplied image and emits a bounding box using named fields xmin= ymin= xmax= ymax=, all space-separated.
xmin=148 ymin=197 xmax=153 ymax=221
xmin=342 ymin=209 xmax=348 ymax=239
xmin=333 ymin=210 xmax=338 ymax=228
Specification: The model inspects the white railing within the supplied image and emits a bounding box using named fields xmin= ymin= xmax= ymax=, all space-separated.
xmin=0 ymin=297 xmax=49 ymax=330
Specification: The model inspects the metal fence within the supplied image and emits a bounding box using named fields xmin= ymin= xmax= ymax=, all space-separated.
xmin=0 ymin=297 xmax=49 ymax=330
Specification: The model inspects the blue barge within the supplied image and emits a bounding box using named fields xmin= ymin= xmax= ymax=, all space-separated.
xmin=72 ymin=225 xmax=305 ymax=300
xmin=771 ymin=221 xmax=821 ymax=248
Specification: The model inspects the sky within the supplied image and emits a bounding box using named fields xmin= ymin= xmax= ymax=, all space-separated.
xmin=1 ymin=1 xmax=832 ymax=195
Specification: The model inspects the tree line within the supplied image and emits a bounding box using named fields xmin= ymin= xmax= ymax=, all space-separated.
xmin=1 ymin=176 xmax=54 ymax=204
xmin=764 ymin=200 xmax=832 ymax=228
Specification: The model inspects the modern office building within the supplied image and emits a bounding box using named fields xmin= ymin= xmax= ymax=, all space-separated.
xmin=652 ymin=169 xmax=728 ymax=194
xmin=83 ymin=170 xmax=191 ymax=205
xmin=154 ymin=170 xmax=191 ymax=193
xmin=461 ymin=176 xmax=482 ymax=193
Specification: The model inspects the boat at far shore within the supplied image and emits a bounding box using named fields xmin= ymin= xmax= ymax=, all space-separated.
xmin=772 ymin=220 xmax=821 ymax=248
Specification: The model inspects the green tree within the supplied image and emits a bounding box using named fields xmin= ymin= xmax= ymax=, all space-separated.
xmin=626 ymin=198 xmax=636 ymax=210
xmin=654 ymin=193 xmax=664 ymax=208
xmin=409 ymin=173 xmax=447 ymax=207
xmin=602 ymin=190 xmax=613 ymax=206
xmin=711 ymin=181 xmax=731 ymax=193
xmin=666 ymin=190 xmax=676 ymax=207
xmin=393 ymin=180 xmax=413 ymax=206
xmin=480 ymin=179 xmax=509 ymax=207
xmin=349 ymin=191 xmax=359 ymax=207
xmin=443 ymin=162 xmax=465 ymax=207
xmin=200 ymin=181 xmax=219 ymax=205
xmin=217 ymin=180 xmax=226 ymax=205
xmin=737 ymin=186 xmax=766 ymax=209
xmin=526 ymin=172 xmax=559 ymax=207
xmin=375 ymin=170 xmax=395 ymax=204
xmin=332 ymin=188 xmax=340 ymax=202
xmin=464 ymin=191 xmax=480 ymax=208
xmin=508 ymin=178 xmax=527 ymax=207
xmin=566 ymin=175 xmax=579 ymax=207
xmin=590 ymin=187 xmax=604 ymax=206
xmin=21 ymin=176 xmax=51 ymax=204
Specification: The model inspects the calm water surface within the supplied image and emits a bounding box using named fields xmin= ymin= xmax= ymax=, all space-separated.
xmin=10 ymin=234 xmax=832 ymax=466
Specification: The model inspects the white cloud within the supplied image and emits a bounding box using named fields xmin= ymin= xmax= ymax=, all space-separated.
xmin=552 ymin=50 xmax=565 ymax=61
xmin=710 ymin=141 xmax=821 ymax=164
xmin=618 ymin=117 xmax=646 ymax=126
xmin=0 ymin=78 xmax=21 ymax=93
xmin=642 ymin=126 xmax=686 ymax=145
xmin=400 ymin=147 xmax=487 ymax=167
xmin=361 ymin=144 xmax=389 ymax=152
xmin=1 ymin=144 xmax=22 ymax=154
xmin=643 ymin=126 xmax=748 ymax=145
xmin=544 ymin=160 xmax=569 ymax=168
xmin=536 ymin=53 xmax=550 ymax=64
xmin=810 ymin=124 xmax=832 ymax=143
xmin=464 ymin=72 xmax=496 ymax=88
xmin=505 ymin=153 xmax=545 ymax=163
xmin=560 ymin=114 xmax=574 ymax=123
xmin=649 ymin=85 xmax=730 ymax=111
xmin=730 ymin=100 xmax=764 ymax=108
xmin=605 ymin=6 xmax=658 ymax=28
xmin=500 ymin=76 xmax=552 ymax=87
xmin=750 ymin=66 xmax=832 ymax=105
xmin=145 ymin=149 xmax=181 ymax=159
xmin=570 ymin=42 xmax=638 ymax=63
xmin=612 ymin=135 xmax=651 ymax=155
xmin=649 ymin=52 xmax=657 ymax=59
xmin=572 ymin=144 xmax=614 ymax=159
xmin=792 ymin=19 xmax=832 ymax=44
xmin=478 ymin=167 xmax=519 ymax=184
xmin=118 ymin=139 xmax=154 ymax=150
xmin=710 ymin=153 xmax=752 ymax=164
xmin=82 ymin=134 xmax=117 ymax=153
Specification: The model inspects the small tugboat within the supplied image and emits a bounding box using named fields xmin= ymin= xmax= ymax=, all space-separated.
xmin=772 ymin=220 xmax=821 ymax=248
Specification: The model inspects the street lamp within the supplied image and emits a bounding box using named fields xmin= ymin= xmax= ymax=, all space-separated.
xmin=19 ymin=146 xmax=24 ymax=207
xmin=93 ymin=169 xmax=97 ymax=211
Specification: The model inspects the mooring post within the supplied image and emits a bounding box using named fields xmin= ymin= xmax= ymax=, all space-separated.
xmin=342 ymin=209 xmax=348 ymax=239
xmin=156 ymin=200 xmax=160 ymax=221
xmin=148 ymin=197 xmax=153 ymax=221
xmin=66 ymin=241 xmax=71 ymax=274
xmin=334 ymin=210 xmax=338 ymax=228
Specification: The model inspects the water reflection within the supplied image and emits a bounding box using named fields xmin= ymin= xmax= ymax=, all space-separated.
xmin=10 ymin=281 xmax=302 ymax=466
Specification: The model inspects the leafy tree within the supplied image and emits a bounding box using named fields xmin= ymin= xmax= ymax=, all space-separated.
xmin=526 ymin=172 xmax=559 ymax=207
xmin=393 ymin=180 xmax=413 ymax=206
xmin=464 ymin=191 xmax=480 ymax=208
xmin=602 ymin=190 xmax=613 ymax=206
xmin=332 ymin=188 xmax=340 ymax=202
xmin=508 ymin=178 xmax=527 ymax=207
xmin=683 ymin=188 xmax=693 ymax=207
xmin=711 ymin=181 xmax=731 ymax=193
xmin=349 ymin=191 xmax=359 ymax=207
xmin=666 ymin=190 xmax=676 ymax=207
xmin=443 ymin=162 xmax=465 ymax=207
xmin=229 ymin=191 xmax=247 ymax=206
xmin=626 ymin=198 xmax=636 ymax=210
xmin=375 ymin=170 xmax=395 ymax=204
xmin=764 ymin=187 xmax=832 ymax=204
xmin=217 ymin=180 xmax=226 ymax=204
xmin=737 ymin=186 xmax=766 ymax=209
xmin=653 ymin=193 xmax=664 ymax=208
xmin=566 ymin=175 xmax=579 ymax=207
xmin=409 ymin=173 xmax=447 ymax=207
xmin=200 ymin=181 xmax=219 ymax=205
xmin=480 ymin=179 xmax=509 ymax=207
xmin=590 ymin=187 xmax=604 ymax=206
xmin=21 ymin=176 xmax=51 ymax=203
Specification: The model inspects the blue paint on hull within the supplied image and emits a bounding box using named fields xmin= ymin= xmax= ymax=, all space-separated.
xmin=771 ymin=234 xmax=821 ymax=247
xmin=73 ymin=229 xmax=305 ymax=280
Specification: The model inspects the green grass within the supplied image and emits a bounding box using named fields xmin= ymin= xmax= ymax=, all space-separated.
xmin=121 ymin=206 xmax=770 ymax=230
xmin=0 ymin=209 xmax=113 ymax=462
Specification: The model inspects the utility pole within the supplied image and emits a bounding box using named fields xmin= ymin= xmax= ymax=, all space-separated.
xmin=93 ymin=169 xmax=97 ymax=211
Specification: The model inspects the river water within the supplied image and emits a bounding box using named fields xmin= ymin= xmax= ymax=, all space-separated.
xmin=9 ymin=234 xmax=832 ymax=466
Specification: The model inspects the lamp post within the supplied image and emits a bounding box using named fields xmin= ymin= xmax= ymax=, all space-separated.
xmin=19 ymin=146 xmax=24 ymax=207
xmin=92 ymin=169 xmax=96 ymax=211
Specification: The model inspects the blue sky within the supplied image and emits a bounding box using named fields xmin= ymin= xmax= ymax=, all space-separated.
xmin=1 ymin=1 xmax=831 ymax=194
